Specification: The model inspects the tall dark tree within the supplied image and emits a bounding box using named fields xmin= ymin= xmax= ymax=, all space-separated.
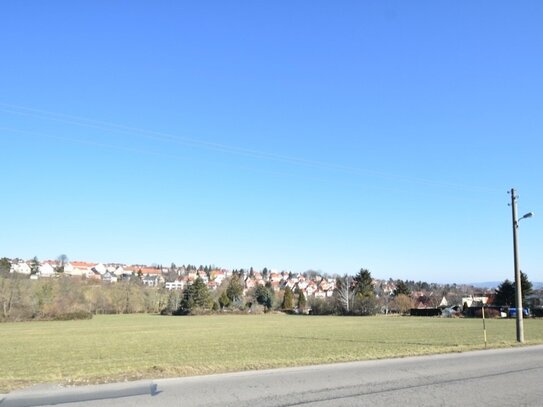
xmin=191 ymin=277 xmax=212 ymax=307
xmin=255 ymin=285 xmax=273 ymax=310
xmin=495 ymin=273 xmax=533 ymax=308
xmin=226 ymin=275 xmax=244 ymax=303
xmin=281 ymin=286 xmax=294 ymax=310
xmin=178 ymin=277 xmax=212 ymax=313
xmin=218 ymin=291 xmax=230 ymax=309
xmin=393 ymin=280 xmax=411 ymax=297
xmin=353 ymin=268 xmax=375 ymax=297
xmin=351 ymin=268 xmax=377 ymax=316
xmin=495 ymin=279 xmax=515 ymax=306
xmin=517 ymin=271 xmax=533 ymax=304
xmin=297 ymin=289 xmax=306 ymax=311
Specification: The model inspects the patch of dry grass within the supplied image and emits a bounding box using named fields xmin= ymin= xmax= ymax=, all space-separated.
xmin=1 ymin=314 xmax=542 ymax=392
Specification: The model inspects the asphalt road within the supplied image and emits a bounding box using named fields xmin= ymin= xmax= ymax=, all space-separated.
xmin=3 ymin=345 xmax=543 ymax=407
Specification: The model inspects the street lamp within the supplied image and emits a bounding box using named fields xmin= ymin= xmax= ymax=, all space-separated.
xmin=520 ymin=212 xmax=534 ymax=221
xmin=509 ymin=188 xmax=534 ymax=343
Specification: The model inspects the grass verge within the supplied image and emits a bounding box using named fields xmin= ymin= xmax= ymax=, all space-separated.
xmin=1 ymin=313 xmax=542 ymax=392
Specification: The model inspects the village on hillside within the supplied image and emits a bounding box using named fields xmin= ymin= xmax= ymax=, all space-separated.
xmin=5 ymin=256 xmax=541 ymax=317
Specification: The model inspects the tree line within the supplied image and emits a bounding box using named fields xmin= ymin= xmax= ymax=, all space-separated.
xmin=3 ymin=256 xmax=536 ymax=322
xmin=0 ymin=273 xmax=170 ymax=322
xmin=0 ymin=266 xmax=462 ymax=321
xmin=174 ymin=268 xmax=413 ymax=316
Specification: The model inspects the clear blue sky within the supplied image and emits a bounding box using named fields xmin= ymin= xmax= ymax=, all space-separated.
xmin=1 ymin=1 xmax=541 ymax=283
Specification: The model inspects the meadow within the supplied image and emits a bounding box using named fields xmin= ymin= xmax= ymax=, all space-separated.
xmin=2 ymin=314 xmax=543 ymax=392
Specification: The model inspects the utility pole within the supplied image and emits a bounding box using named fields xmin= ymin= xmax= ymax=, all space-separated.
xmin=510 ymin=188 xmax=524 ymax=343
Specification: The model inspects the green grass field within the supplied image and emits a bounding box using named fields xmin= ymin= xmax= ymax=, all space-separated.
xmin=1 ymin=314 xmax=543 ymax=392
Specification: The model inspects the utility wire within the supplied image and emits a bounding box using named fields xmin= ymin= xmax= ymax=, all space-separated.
xmin=0 ymin=102 xmax=503 ymax=193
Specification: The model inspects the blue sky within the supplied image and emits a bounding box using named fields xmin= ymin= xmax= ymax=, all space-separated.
xmin=1 ymin=1 xmax=541 ymax=283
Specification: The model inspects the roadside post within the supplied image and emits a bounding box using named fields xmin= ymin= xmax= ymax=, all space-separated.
xmin=509 ymin=188 xmax=534 ymax=343
xmin=482 ymin=304 xmax=487 ymax=348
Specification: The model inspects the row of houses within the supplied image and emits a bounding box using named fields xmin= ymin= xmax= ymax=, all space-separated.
xmin=7 ymin=259 xmax=338 ymax=299
xmin=12 ymin=261 xmax=128 ymax=281
xmin=162 ymin=268 xmax=338 ymax=299
xmin=12 ymin=259 xmax=526 ymax=309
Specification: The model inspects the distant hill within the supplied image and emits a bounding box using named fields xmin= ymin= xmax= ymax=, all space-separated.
xmin=471 ymin=282 xmax=500 ymax=289
xmin=471 ymin=281 xmax=543 ymax=290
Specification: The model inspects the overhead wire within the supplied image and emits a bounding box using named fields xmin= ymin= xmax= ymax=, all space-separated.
xmin=0 ymin=102 xmax=504 ymax=194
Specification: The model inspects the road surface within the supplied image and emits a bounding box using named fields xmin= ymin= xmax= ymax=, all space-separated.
xmin=2 ymin=345 xmax=543 ymax=406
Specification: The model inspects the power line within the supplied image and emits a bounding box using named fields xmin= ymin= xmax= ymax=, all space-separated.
xmin=0 ymin=102 xmax=503 ymax=193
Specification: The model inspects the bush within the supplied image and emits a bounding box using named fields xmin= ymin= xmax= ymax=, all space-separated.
xmin=473 ymin=307 xmax=501 ymax=318
xmin=390 ymin=294 xmax=413 ymax=315
xmin=50 ymin=311 xmax=93 ymax=321
xmin=308 ymin=298 xmax=337 ymax=315
xmin=352 ymin=296 xmax=378 ymax=316
xmin=410 ymin=308 xmax=441 ymax=317
xmin=464 ymin=306 xmax=502 ymax=318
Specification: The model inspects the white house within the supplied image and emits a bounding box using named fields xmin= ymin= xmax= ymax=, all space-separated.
xmin=92 ymin=263 xmax=107 ymax=275
xmin=462 ymin=295 xmax=489 ymax=307
xmin=10 ymin=262 xmax=31 ymax=275
xmin=38 ymin=263 xmax=55 ymax=277
xmin=63 ymin=263 xmax=74 ymax=275
xmin=142 ymin=275 xmax=163 ymax=287
xmin=439 ymin=296 xmax=449 ymax=307
xmin=69 ymin=262 xmax=96 ymax=277
xmin=165 ymin=280 xmax=185 ymax=290
xmin=297 ymin=281 xmax=309 ymax=290
xmin=65 ymin=264 xmax=86 ymax=277
xmin=114 ymin=266 xmax=125 ymax=276
xmin=102 ymin=271 xmax=118 ymax=283
xmin=213 ymin=271 xmax=226 ymax=286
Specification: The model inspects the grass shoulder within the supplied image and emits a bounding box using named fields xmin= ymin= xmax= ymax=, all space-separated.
xmin=1 ymin=313 xmax=542 ymax=392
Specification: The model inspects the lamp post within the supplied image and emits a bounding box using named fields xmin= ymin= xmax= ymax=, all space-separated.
xmin=510 ymin=188 xmax=534 ymax=343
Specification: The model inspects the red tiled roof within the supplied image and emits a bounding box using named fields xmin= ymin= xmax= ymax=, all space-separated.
xmin=71 ymin=261 xmax=98 ymax=268
xmin=139 ymin=267 xmax=162 ymax=275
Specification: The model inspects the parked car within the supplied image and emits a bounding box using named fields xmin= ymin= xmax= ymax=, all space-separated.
xmin=508 ymin=308 xmax=530 ymax=318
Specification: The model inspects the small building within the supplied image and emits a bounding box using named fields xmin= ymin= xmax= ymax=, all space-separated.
xmin=142 ymin=274 xmax=162 ymax=287
xmin=38 ymin=263 xmax=55 ymax=278
xmin=92 ymin=263 xmax=107 ymax=275
xmin=10 ymin=262 xmax=31 ymax=275
xmin=462 ymin=295 xmax=490 ymax=308
xmin=165 ymin=280 xmax=185 ymax=290
xmin=102 ymin=271 xmax=118 ymax=283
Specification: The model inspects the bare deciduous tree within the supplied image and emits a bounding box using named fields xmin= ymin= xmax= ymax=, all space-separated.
xmin=334 ymin=275 xmax=353 ymax=314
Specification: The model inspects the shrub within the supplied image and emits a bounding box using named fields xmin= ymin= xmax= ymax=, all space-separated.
xmin=473 ymin=307 xmax=501 ymax=318
xmin=308 ymin=298 xmax=337 ymax=315
xmin=352 ymin=295 xmax=378 ymax=316
xmin=50 ymin=311 xmax=93 ymax=321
